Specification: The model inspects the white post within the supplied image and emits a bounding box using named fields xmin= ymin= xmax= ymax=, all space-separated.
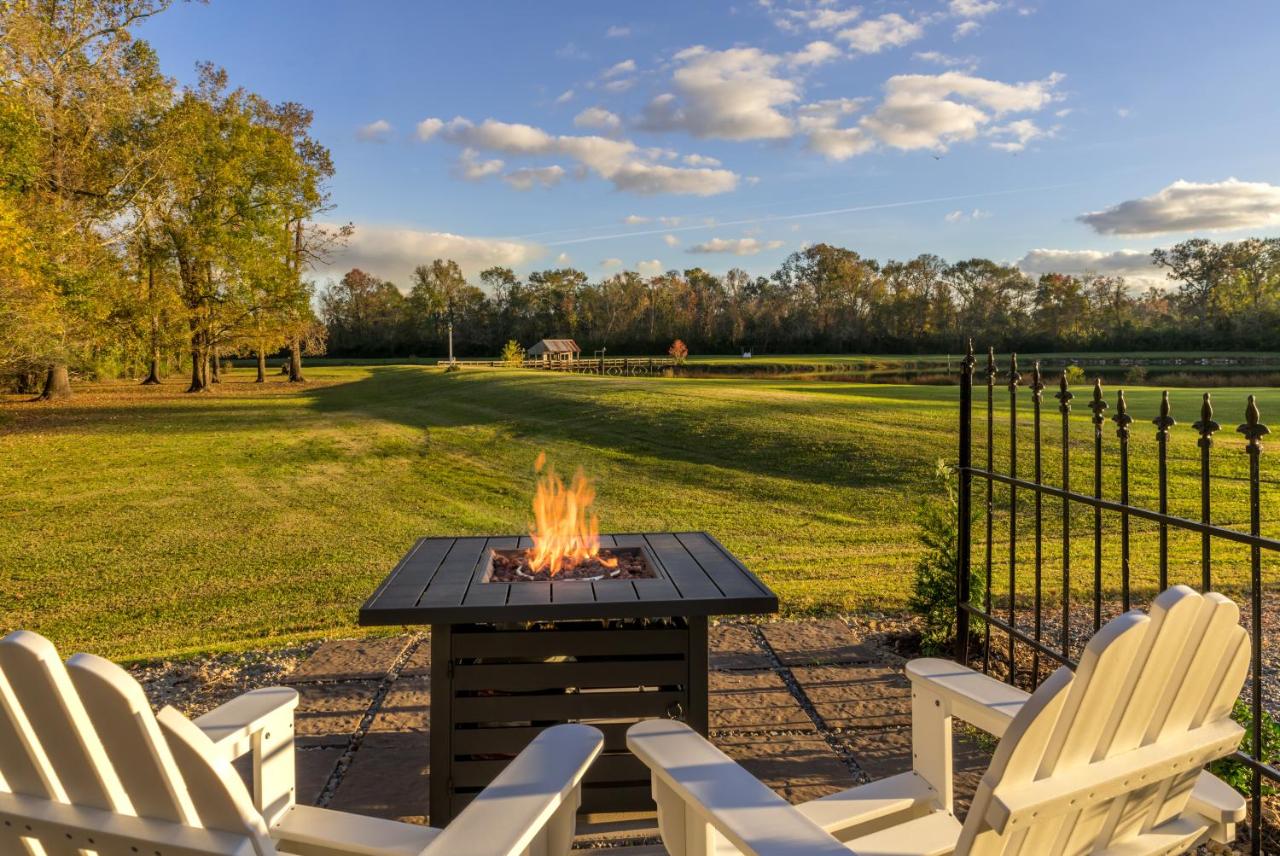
xmin=448 ymin=322 xmax=455 ymax=365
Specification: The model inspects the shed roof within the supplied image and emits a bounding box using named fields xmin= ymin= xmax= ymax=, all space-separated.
xmin=527 ymin=339 xmax=581 ymax=355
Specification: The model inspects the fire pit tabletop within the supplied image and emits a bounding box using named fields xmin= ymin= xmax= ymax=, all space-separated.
xmin=359 ymin=531 xmax=777 ymax=625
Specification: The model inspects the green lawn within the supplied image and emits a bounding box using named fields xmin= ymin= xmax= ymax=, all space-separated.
xmin=1 ymin=365 xmax=1277 ymax=662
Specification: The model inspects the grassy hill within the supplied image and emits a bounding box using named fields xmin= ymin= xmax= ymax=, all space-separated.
xmin=1 ymin=365 xmax=1276 ymax=661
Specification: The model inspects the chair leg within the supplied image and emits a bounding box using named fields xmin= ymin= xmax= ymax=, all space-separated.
xmin=911 ymin=683 xmax=954 ymax=814
xmin=654 ymin=777 xmax=720 ymax=856
xmin=253 ymin=707 xmax=296 ymax=828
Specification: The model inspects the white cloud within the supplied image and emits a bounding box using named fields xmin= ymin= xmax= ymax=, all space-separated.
xmin=556 ymin=42 xmax=589 ymax=60
xmin=1016 ymin=248 xmax=1165 ymax=288
xmin=601 ymin=257 xmax=623 ymax=269
xmin=798 ymin=98 xmax=873 ymax=160
xmin=950 ymin=0 xmax=1000 ymax=17
xmin=603 ymin=58 xmax=636 ymax=77
xmin=1078 ymin=178 xmax=1280 ymax=236
xmin=780 ymin=5 xmax=862 ymax=30
xmin=605 ymin=25 xmax=631 ymax=38
xmin=944 ymin=208 xmax=992 ymax=222
xmin=859 ymin=71 xmax=1062 ymax=151
xmin=636 ymin=259 xmax=665 ymax=275
xmin=554 ymin=89 xmax=575 ymax=105
xmin=503 ymin=165 xmax=566 ymax=191
xmin=989 ymin=118 xmax=1047 ymax=151
xmin=415 ymin=118 xmax=444 ymax=141
xmin=324 ymin=224 xmax=543 ymax=282
xmin=838 ymin=14 xmax=925 ymax=54
xmin=954 ymin=20 xmax=981 ymax=38
xmin=914 ymin=50 xmax=976 ymax=69
xmin=663 ymin=233 xmax=680 ymax=247
xmin=610 ymin=161 xmax=739 ymax=195
xmin=788 ymin=40 xmax=842 ymax=67
xmin=638 ymin=46 xmax=798 ymax=140
xmin=574 ymin=106 xmax=622 ymax=132
xmin=688 ymin=237 xmax=785 ymax=255
xmin=556 ymin=252 xmax=572 ymax=265
xmin=357 ymin=119 xmax=393 ymax=142
xmin=422 ymin=116 xmax=740 ymax=195
xmin=624 ymin=214 xmax=651 ymax=224
xmin=455 ymin=148 xmax=505 ymax=180
xmin=601 ymin=77 xmax=636 ymax=94
xmin=682 ymin=153 xmax=722 ymax=167
xmin=1116 ymin=107 xmax=1131 ymax=118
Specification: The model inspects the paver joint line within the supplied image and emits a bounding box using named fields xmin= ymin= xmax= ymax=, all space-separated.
xmin=749 ymin=622 xmax=869 ymax=784
xmin=314 ymin=633 xmax=425 ymax=807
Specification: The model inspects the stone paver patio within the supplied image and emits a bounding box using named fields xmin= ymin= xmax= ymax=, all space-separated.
xmin=268 ymin=618 xmax=992 ymax=848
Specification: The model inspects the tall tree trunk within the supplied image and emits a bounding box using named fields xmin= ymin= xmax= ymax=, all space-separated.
xmin=142 ymin=344 xmax=162 ymax=385
xmin=210 ymin=346 xmax=221 ymax=383
xmin=288 ymin=338 xmax=305 ymax=383
xmin=187 ymin=324 xmax=207 ymax=393
xmin=142 ymin=251 xmax=161 ymax=384
xmin=36 ymin=364 xmax=71 ymax=401
xmin=255 ymin=348 xmax=267 ymax=383
xmin=288 ymin=220 xmax=307 ymax=383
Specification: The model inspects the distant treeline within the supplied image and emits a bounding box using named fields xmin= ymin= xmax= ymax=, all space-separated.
xmin=320 ymin=238 xmax=1280 ymax=358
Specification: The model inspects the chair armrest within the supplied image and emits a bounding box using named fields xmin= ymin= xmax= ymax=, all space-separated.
xmin=424 ymin=723 xmax=602 ymax=856
xmin=627 ymin=719 xmax=850 ymax=856
xmin=193 ymin=686 xmax=298 ymax=828
xmin=905 ymin=657 xmax=1028 ymax=737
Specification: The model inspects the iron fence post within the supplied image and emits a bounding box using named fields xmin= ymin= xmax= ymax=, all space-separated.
xmin=956 ymin=341 xmax=975 ymax=664
xmin=1238 ymin=395 xmax=1268 ymax=854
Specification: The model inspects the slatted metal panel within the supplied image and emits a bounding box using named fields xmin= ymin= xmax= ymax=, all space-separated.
xmin=432 ymin=618 xmax=708 ymax=823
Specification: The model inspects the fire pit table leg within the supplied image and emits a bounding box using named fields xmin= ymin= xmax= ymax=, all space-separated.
xmin=429 ymin=623 xmax=452 ymax=826
xmin=687 ymin=616 xmax=709 ymax=736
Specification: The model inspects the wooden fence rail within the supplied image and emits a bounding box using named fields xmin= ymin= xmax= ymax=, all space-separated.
xmin=446 ymin=357 xmax=676 ymax=375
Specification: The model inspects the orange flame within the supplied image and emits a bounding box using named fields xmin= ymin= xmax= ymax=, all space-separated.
xmin=527 ymin=454 xmax=615 ymax=575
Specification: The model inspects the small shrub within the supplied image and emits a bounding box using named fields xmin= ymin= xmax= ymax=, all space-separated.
xmin=1210 ymin=699 xmax=1280 ymax=796
xmin=1124 ymin=364 xmax=1148 ymax=385
xmin=909 ymin=460 xmax=984 ymax=654
xmin=1063 ymin=364 xmax=1086 ymax=385
xmin=500 ymin=340 xmax=525 ymax=366
xmin=668 ymin=339 xmax=689 ymax=366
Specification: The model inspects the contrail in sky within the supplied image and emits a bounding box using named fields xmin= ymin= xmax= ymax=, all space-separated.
xmin=529 ymin=181 xmax=1081 ymax=247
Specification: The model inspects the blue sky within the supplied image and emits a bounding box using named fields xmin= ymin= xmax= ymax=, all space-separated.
xmin=137 ymin=1 xmax=1280 ymax=288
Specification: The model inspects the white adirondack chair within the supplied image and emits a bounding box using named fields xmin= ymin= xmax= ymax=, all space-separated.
xmin=0 ymin=629 xmax=603 ymax=856
xmin=628 ymin=585 xmax=1250 ymax=856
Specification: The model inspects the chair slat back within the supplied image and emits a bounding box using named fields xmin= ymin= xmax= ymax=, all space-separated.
xmin=66 ymin=652 xmax=201 ymax=825
xmin=959 ymin=587 xmax=1250 ymax=856
xmin=0 ymin=631 xmax=273 ymax=856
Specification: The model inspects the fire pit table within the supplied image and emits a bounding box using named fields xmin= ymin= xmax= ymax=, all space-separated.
xmin=359 ymin=531 xmax=777 ymax=823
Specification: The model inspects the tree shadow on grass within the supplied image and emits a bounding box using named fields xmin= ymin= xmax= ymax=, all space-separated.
xmin=302 ymin=366 xmax=926 ymax=490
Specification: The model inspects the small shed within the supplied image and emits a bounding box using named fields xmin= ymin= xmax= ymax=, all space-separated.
xmin=526 ymin=339 xmax=580 ymax=363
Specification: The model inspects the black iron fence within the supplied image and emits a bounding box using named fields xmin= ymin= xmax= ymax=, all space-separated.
xmin=955 ymin=341 xmax=1277 ymax=853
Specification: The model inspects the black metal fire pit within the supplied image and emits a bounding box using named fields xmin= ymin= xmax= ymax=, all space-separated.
xmin=359 ymin=532 xmax=777 ymax=823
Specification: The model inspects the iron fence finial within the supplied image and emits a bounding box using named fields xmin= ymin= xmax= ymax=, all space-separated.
xmin=1154 ymin=390 xmax=1175 ymax=434
xmin=1194 ymin=392 xmax=1220 ymax=444
xmin=1089 ymin=377 xmax=1108 ymax=425
xmin=1031 ymin=361 xmax=1044 ymax=403
xmin=1237 ymin=394 xmax=1270 ymax=449
xmin=1008 ymin=353 xmax=1021 ymax=391
xmin=986 ymin=346 xmax=996 ymax=382
xmin=963 ymin=339 xmax=975 ymax=371
xmin=1113 ymin=389 xmax=1132 ymax=438
xmin=1055 ymin=369 xmax=1073 ymax=413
